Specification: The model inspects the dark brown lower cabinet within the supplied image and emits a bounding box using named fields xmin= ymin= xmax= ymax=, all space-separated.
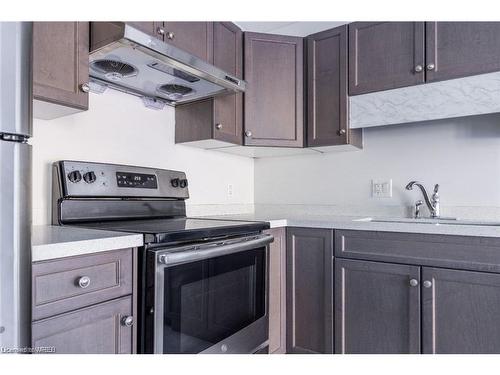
xmin=422 ymin=267 xmax=500 ymax=354
xmin=32 ymin=296 xmax=133 ymax=354
xmin=335 ymin=259 xmax=421 ymax=354
xmin=286 ymin=228 xmax=333 ymax=354
xmin=266 ymin=228 xmax=286 ymax=354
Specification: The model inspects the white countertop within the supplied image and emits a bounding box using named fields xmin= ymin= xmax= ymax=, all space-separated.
xmin=32 ymin=225 xmax=144 ymax=262
xmin=197 ymin=212 xmax=500 ymax=238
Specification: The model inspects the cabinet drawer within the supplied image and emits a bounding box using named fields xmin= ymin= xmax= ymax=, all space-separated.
xmin=335 ymin=230 xmax=500 ymax=273
xmin=32 ymin=296 xmax=133 ymax=354
xmin=32 ymin=249 xmax=133 ymax=320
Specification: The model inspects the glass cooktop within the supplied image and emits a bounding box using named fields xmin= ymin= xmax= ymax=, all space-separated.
xmin=75 ymin=217 xmax=270 ymax=245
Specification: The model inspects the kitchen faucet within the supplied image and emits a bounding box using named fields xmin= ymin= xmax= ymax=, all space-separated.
xmin=405 ymin=181 xmax=440 ymax=218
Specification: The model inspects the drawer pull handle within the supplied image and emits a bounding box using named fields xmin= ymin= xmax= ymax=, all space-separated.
xmin=409 ymin=278 xmax=419 ymax=287
xmin=121 ymin=316 xmax=134 ymax=327
xmin=77 ymin=276 xmax=91 ymax=289
xmin=423 ymin=280 xmax=433 ymax=288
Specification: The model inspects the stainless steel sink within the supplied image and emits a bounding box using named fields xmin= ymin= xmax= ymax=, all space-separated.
xmin=354 ymin=217 xmax=500 ymax=226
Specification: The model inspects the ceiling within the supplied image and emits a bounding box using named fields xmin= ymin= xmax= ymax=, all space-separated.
xmin=234 ymin=22 xmax=347 ymax=37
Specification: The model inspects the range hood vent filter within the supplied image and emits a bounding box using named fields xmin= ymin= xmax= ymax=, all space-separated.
xmin=90 ymin=59 xmax=138 ymax=81
xmin=158 ymin=84 xmax=193 ymax=96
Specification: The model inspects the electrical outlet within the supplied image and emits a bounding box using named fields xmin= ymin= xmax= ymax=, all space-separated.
xmin=372 ymin=179 xmax=392 ymax=198
xmin=227 ymin=184 xmax=234 ymax=198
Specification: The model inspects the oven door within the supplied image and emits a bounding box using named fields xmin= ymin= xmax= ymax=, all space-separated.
xmin=152 ymin=234 xmax=273 ymax=354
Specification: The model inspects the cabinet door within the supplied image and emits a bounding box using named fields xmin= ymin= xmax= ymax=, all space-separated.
xmin=244 ymin=32 xmax=304 ymax=147
xmin=33 ymin=22 xmax=89 ymax=111
xmin=286 ymin=228 xmax=333 ymax=353
xmin=349 ymin=22 xmax=425 ymax=95
xmin=422 ymin=267 xmax=500 ymax=353
xmin=426 ymin=22 xmax=500 ymax=83
xmin=212 ymin=22 xmax=243 ymax=145
xmin=335 ymin=259 xmax=421 ymax=354
xmin=307 ymin=25 xmax=348 ymax=147
xmin=163 ymin=22 xmax=213 ymax=62
xmin=128 ymin=21 xmax=163 ymax=39
xmin=32 ymin=296 xmax=134 ymax=354
xmin=266 ymin=228 xmax=286 ymax=354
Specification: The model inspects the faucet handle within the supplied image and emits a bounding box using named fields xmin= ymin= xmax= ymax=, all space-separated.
xmin=433 ymin=184 xmax=440 ymax=194
xmin=414 ymin=200 xmax=424 ymax=219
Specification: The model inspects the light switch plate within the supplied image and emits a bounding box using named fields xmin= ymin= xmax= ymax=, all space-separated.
xmin=372 ymin=179 xmax=392 ymax=198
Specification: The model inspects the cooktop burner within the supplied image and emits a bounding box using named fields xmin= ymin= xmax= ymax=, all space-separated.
xmin=75 ymin=217 xmax=269 ymax=245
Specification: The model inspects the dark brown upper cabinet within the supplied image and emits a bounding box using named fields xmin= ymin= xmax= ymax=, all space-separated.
xmin=175 ymin=22 xmax=243 ymax=146
xmin=33 ymin=22 xmax=90 ymax=120
xmin=244 ymin=32 xmax=304 ymax=147
xmin=286 ymin=228 xmax=333 ymax=354
xmin=162 ymin=22 xmax=214 ymax=62
xmin=306 ymin=25 xmax=362 ymax=149
xmin=425 ymin=22 xmax=500 ymax=83
xmin=119 ymin=22 xmax=214 ymax=62
xmin=211 ymin=22 xmax=243 ymax=144
xmin=349 ymin=22 xmax=425 ymax=95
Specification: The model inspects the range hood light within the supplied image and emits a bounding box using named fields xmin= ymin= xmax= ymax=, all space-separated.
xmin=141 ymin=96 xmax=167 ymax=110
xmin=88 ymin=79 xmax=108 ymax=94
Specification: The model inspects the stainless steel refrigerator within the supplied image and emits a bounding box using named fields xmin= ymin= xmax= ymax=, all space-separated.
xmin=0 ymin=22 xmax=32 ymax=351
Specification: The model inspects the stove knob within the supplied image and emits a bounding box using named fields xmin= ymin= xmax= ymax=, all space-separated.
xmin=179 ymin=179 xmax=188 ymax=188
xmin=171 ymin=178 xmax=180 ymax=188
xmin=67 ymin=170 xmax=82 ymax=183
xmin=83 ymin=171 xmax=97 ymax=184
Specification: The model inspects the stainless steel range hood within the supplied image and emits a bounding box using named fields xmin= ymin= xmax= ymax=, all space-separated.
xmin=89 ymin=22 xmax=246 ymax=107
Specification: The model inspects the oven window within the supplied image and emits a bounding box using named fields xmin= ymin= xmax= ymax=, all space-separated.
xmin=163 ymin=247 xmax=266 ymax=354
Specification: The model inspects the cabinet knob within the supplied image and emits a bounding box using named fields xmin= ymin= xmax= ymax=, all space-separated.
xmin=79 ymin=83 xmax=90 ymax=93
xmin=156 ymin=27 xmax=165 ymax=36
xmin=409 ymin=278 xmax=419 ymax=287
xmin=121 ymin=316 xmax=134 ymax=327
xmin=423 ymin=280 xmax=433 ymax=288
xmin=245 ymin=130 xmax=252 ymax=137
xmin=426 ymin=63 xmax=435 ymax=71
xmin=414 ymin=64 xmax=423 ymax=73
xmin=215 ymin=123 xmax=223 ymax=130
xmin=338 ymin=129 xmax=346 ymax=136
xmin=76 ymin=276 xmax=91 ymax=289
xmin=166 ymin=31 xmax=175 ymax=40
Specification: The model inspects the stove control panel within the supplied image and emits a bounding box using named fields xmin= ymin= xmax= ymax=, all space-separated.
xmin=56 ymin=160 xmax=189 ymax=199
xmin=117 ymin=172 xmax=158 ymax=189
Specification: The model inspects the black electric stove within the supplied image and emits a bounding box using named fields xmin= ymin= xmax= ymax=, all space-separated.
xmin=52 ymin=160 xmax=272 ymax=354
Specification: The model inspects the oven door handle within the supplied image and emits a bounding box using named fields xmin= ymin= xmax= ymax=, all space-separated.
xmin=157 ymin=234 xmax=273 ymax=266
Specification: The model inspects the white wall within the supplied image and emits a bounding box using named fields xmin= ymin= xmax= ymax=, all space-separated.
xmin=254 ymin=114 xmax=500 ymax=216
xmin=32 ymin=90 xmax=254 ymax=225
